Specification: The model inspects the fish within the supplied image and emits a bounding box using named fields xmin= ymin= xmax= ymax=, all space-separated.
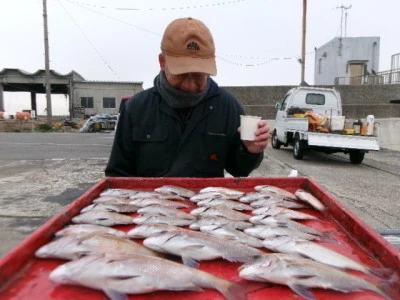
xmin=92 ymin=196 xmax=132 ymax=205
xmin=129 ymin=191 xmax=185 ymax=200
xmin=127 ymin=223 xmax=189 ymax=239
xmin=250 ymin=197 xmax=308 ymax=209
xmin=132 ymin=214 xmax=195 ymax=226
xmin=35 ymin=232 xmax=160 ymax=260
xmin=130 ymin=198 xmax=190 ymax=208
xmin=295 ymin=189 xmax=326 ymax=211
xmin=199 ymin=187 xmax=245 ymax=197
xmin=252 ymin=206 xmax=319 ymax=220
xmin=71 ymin=211 xmax=135 ymax=227
xmin=244 ymin=225 xmax=326 ymax=242
xmin=100 ymin=188 xmax=139 ymax=197
xmin=197 ymin=198 xmax=253 ymax=211
xmin=137 ymin=205 xmax=196 ymax=220
xmin=189 ymin=216 xmax=253 ymax=231
xmin=239 ymin=192 xmax=272 ymax=203
xmin=190 ymin=191 xmax=242 ymax=202
xmin=239 ymin=253 xmax=391 ymax=300
xmin=254 ymin=185 xmax=297 ymax=200
xmin=249 ymin=215 xmax=324 ymax=236
xmin=200 ymin=224 xmax=264 ymax=248
xmin=55 ymin=224 xmax=128 ymax=239
xmin=143 ymin=229 xmax=265 ymax=267
xmin=80 ymin=203 xmax=140 ymax=214
xmin=262 ymin=236 xmax=390 ymax=278
xmin=190 ymin=206 xmax=250 ymax=221
xmin=50 ymin=253 xmax=248 ymax=300
xmin=154 ymin=185 xmax=196 ymax=198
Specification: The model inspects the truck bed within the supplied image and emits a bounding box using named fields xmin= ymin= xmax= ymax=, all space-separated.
xmin=0 ymin=177 xmax=398 ymax=299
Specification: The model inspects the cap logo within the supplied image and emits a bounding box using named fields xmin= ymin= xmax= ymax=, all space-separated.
xmin=187 ymin=41 xmax=200 ymax=52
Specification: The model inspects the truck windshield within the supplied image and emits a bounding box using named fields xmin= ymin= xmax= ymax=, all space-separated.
xmin=306 ymin=93 xmax=325 ymax=105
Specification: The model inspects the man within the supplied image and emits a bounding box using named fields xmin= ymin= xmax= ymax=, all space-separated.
xmin=105 ymin=17 xmax=270 ymax=177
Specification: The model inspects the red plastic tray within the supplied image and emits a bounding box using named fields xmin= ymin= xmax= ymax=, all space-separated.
xmin=0 ymin=177 xmax=398 ymax=300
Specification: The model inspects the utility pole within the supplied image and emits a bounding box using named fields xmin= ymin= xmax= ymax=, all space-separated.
xmin=43 ymin=0 xmax=52 ymax=125
xmin=300 ymin=0 xmax=307 ymax=84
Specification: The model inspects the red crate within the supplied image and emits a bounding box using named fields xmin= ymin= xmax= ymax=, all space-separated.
xmin=0 ymin=177 xmax=398 ymax=299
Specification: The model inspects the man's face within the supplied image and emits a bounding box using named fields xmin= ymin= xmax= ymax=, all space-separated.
xmin=159 ymin=54 xmax=208 ymax=93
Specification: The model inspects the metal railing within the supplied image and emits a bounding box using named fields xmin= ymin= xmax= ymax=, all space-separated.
xmin=335 ymin=68 xmax=400 ymax=85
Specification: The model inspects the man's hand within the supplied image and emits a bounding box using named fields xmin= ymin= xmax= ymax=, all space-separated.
xmin=239 ymin=120 xmax=271 ymax=153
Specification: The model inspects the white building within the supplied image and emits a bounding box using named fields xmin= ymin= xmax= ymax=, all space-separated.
xmin=314 ymin=37 xmax=380 ymax=85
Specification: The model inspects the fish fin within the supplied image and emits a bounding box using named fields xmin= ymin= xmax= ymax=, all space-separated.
xmin=288 ymin=283 xmax=316 ymax=300
xmin=368 ymin=266 xmax=393 ymax=279
xmin=104 ymin=288 xmax=128 ymax=300
xmin=182 ymin=256 xmax=200 ymax=268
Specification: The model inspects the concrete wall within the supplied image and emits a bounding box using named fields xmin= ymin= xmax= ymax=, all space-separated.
xmin=223 ymin=84 xmax=400 ymax=120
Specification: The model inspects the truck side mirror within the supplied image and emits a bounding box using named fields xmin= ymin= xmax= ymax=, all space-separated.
xmin=275 ymin=102 xmax=281 ymax=110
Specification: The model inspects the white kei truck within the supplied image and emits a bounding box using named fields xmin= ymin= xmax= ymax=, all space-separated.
xmin=271 ymin=86 xmax=380 ymax=164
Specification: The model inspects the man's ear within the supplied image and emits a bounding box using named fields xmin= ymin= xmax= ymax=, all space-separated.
xmin=159 ymin=53 xmax=166 ymax=71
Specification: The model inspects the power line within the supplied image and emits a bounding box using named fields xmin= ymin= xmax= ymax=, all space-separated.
xmin=57 ymin=0 xmax=120 ymax=79
xmin=63 ymin=0 xmax=247 ymax=11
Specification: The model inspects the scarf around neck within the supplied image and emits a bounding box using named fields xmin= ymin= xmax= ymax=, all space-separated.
xmin=155 ymin=71 xmax=211 ymax=109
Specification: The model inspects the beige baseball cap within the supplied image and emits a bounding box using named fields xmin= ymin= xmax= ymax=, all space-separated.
xmin=161 ymin=17 xmax=217 ymax=76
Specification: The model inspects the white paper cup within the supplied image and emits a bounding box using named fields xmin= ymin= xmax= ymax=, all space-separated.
xmin=240 ymin=115 xmax=261 ymax=141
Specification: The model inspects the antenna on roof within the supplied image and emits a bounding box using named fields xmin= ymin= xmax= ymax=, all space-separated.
xmin=337 ymin=4 xmax=352 ymax=56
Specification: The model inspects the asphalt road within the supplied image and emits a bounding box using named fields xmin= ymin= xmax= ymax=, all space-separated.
xmin=0 ymin=131 xmax=399 ymax=257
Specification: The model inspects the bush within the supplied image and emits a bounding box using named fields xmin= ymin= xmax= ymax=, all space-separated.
xmin=36 ymin=123 xmax=53 ymax=132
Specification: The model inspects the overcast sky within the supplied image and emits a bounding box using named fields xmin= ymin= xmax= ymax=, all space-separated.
xmin=1 ymin=0 xmax=399 ymax=115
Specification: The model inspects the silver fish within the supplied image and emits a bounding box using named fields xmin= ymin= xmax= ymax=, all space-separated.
xmin=295 ymin=189 xmax=326 ymax=211
xmin=197 ymin=198 xmax=253 ymax=211
xmin=249 ymin=215 xmax=324 ymax=236
xmin=143 ymin=230 xmax=264 ymax=267
xmin=199 ymin=187 xmax=245 ymax=197
xmin=132 ymin=214 xmax=195 ymax=226
xmin=189 ymin=216 xmax=253 ymax=231
xmin=191 ymin=206 xmax=250 ymax=221
xmin=35 ymin=232 xmax=160 ymax=260
xmin=137 ymin=205 xmax=196 ymax=220
xmin=100 ymin=188 xmax=139 ymax=197
xmin=71 ymin=211 xmax=135 ymax=226
xmin=154 ymin=185 xmax=196 ymax=198
xmin=127 ymin=223 xmax=189 ymax=239
xmin=92 ymin=196 xmax=131 ymax=204
xmin=262 ymin=236 xmax=389 ymax=277
xmin=250 ymin=197 xmax=308 ymax=209
xmin=55 ymin=224 xmax=128 ymax=239
xmin=254 ymin=185 xmax=297 ymax=200
xmin=130 ymin=198 xmax=190 ymax=208
xmin=190 ymin=191 xmax=241 ymax=203
xmin=252 ymin=206 xmax=319 ymax=220
xmin=245 ymin=225 xmax=323 ymax=242
xmin=239 ymin=253 xmax=391 ymax=300
xmin=80 ymin=203 xmax=139 ymax=214
xmin=200 ymin=224 xmax=264 ymax=248
xmin=239 ymin=192 xmax=271 ymax=203
xmin=129 ymin=191 xmax=185 ymax=200
xmin=50 ymin=253 xmax=248 ymax=300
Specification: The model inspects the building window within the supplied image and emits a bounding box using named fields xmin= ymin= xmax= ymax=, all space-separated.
xmin=81 ymin=97 xmax=94 ymax=108
xmin=305 ymin=93 xmax=325 ymax=105
xmin=103 ymin=97 xmax=116 ymax=108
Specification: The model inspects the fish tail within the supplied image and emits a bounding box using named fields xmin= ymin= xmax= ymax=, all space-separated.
xmin=368 ymin=266 xmax=393 ymax=279
xmin=218 ymin=281 xmax=266 ymax=300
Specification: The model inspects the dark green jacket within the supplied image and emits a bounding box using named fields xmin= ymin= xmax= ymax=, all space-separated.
xmin=105 ymin=79 xmax=263 ymax=177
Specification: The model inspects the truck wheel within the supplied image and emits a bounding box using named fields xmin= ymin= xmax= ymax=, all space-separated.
xmin=271 ymin=131 xmax=282 ymax=149
xmin=349 ymin=150 xmax=365 ymax=164
xmin=293 ymin=136 xmax=305 ymax=160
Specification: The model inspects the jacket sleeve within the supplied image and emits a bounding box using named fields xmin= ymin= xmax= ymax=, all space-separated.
xmin=104 ymin=99 xmax=137 ymax=177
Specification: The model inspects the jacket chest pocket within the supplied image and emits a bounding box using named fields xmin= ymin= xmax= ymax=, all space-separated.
xmin=192 ymin=129 xmax=230 ymax=176
xmin=132 ymin=126 xmax=170 ymax=175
